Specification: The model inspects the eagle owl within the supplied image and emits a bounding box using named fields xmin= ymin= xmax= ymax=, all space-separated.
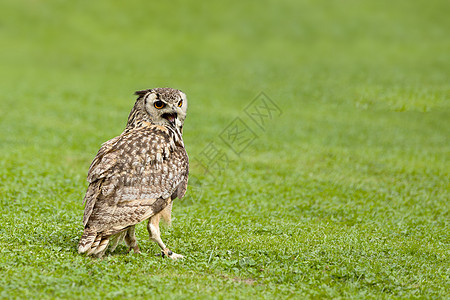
xmin=78 ymin=88 xmax=189 ymax=259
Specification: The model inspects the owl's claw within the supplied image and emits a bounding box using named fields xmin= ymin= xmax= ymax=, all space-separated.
xmin=169 ymin=252 xmax=184 ymax=260
xmin=127 ymin=245 xmax=141 ymax=254
xmin=159 ymin=249 xmax=184 ymax=260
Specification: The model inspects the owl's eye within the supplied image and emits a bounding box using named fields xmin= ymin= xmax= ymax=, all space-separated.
xmin=178 ymin=100 xmax=183 ymax=107
xmin=154 ymin=100 xmax=165 ymax=109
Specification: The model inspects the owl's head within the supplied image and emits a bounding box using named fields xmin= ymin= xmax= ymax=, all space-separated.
xmin=127 ymin=88 xmax=188 ymax=133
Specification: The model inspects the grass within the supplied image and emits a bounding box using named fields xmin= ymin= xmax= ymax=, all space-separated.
xmin=0 ymin=0 xmax=449 ymax=298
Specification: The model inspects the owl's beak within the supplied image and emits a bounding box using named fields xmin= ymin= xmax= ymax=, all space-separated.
xmin=162 ymin=112 xmax=177 ymax=125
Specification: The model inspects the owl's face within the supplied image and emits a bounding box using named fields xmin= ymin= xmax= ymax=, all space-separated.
xmin=131 ymin=88 xmax=188 ymax=133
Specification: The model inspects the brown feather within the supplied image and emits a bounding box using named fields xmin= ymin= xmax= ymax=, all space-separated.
xmin=80 ymin=126 xmax=188 ymax=256
xmin=79 ymin=88 xmax=189 ymax=258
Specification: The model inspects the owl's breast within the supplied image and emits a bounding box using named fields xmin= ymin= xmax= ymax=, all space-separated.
xmin=114 ymin=129 xmax=187 ymax=201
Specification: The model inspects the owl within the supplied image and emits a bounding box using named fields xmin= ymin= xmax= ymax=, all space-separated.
xmin=78 ymin=87 xmax=189 ymax=259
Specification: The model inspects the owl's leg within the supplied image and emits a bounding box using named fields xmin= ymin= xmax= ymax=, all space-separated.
xmin=124 ymin=226 xmax=141 ymax=254
xmin=147 ymin=208 xmax=183 ymax=260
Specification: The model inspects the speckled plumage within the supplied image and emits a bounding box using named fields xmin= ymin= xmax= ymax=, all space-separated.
xmin=78 ymin=88 xmax=189 ymax=259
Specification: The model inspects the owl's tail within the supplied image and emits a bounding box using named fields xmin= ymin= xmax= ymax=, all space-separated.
xmin=78 ymin=228 xmax=110 ymax=257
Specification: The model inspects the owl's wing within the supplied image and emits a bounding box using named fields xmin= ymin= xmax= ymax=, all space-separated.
xmin=172 ymin=162 xmax=189 ymax=200
xmin=82 ymin=126 xmax=189 ymax=232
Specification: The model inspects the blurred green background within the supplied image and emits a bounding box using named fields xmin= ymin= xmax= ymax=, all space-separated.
xmin=0 ymin=0 xmax=448 ymax=298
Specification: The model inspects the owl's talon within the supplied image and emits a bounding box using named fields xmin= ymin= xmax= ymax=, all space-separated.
xmin=169 ymin=253 xmax=184 ymax=260
xmin=158 ymin=249 xmax=183 ymax=259
xmin=127 ymin=246 xmax=141 ymax=254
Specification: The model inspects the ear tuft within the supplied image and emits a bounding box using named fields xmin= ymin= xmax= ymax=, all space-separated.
xmin=134 ymin=89 xmax=151 ymax=97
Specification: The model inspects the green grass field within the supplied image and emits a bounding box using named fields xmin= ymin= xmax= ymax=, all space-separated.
xmin=0 ymin=0 xmax=449 ymax=298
